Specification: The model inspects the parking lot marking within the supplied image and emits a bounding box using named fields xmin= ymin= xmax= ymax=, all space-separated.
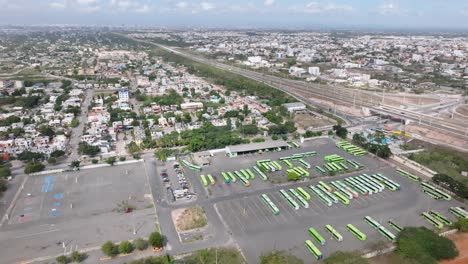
xmin=53 ymin=193 xmax=64 ymax=199
xmin=270 ymin=193 xmax=297 ymax=219
xmin=14 ymin=228 xmax=59 ymax=239
xmin=244 ymin=198 xmax=268 ymax=226
xmin=250 ymin=198 xmax=274 ymax=225
xmin=227 ymin=201 xmax=248 ymax=234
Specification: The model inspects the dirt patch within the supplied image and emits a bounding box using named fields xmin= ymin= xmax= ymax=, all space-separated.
xmin=455 ymin=104 xmax=468 ymax=117
xmin=172 ymin=206 xmax=207 ymax=232
xmin=384 ymin=94 xmax=440 ymax=105
xmin=404 ymin=124 xmax=468 ymax=150
xmin=294 ymin=112 xmax=334 ymax=132
xmin=441 ymin=233 xmax=468 ymax=264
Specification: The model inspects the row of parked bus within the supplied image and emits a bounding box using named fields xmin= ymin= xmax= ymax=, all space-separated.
xmin=200 ymin=174 xmax=215 ymax=186
xmin=315 ymin=159 xmax=363 ymax=175
xmin=421 ymin=210 xmax=453 ymax=230
xmin=287 ymin=167 xmax=310 ymax=178
xmin=420 ymin=181 xmax=452 ymax=201
xmin=181 ymin=160 xmax=202 ymax=172
xmin=336 ymin=141 xmax=367 ymax=156
xmin=305 ymin=216 xmax=406 ymax=260
xmin=257 ymin=159 xmax=282 ymax=172
xmin=396 ymin=168 xmax=421 ymax=182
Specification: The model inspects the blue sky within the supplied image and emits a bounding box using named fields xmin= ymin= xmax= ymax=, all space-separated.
xmin=1 ymin=0 xmax=468 ymax=29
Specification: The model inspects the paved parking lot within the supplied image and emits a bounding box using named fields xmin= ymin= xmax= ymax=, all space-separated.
xmin=182 ymin=138 xmax=465 ymax=263
xmin=0 ymin=162 xmax=157 ymax=264
xmin=215 ymin=167 xmax=464 ymax=262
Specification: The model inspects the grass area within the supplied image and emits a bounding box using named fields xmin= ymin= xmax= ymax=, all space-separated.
xmin=175 ymin=206 xmax=207 ymax=231
xmin=406 ymin=143 xmax=468 ymax=182
xmin=180 ymin=248 xmax=245 ymax=264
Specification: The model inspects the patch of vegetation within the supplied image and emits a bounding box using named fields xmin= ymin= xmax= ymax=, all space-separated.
xmin=176 ymin=206 xmax=208 ymax=231
xmin=148 ymin=231 xmax=164 ymax=248
xmin=432 ymin=173 xmax=468 ymax=199
xmin=324 ymin=251 xmax=369 ymax=264
xmin=24 ymin=161 xmax=45 ymax=174
xmin=78 ymin=142 xmax=100 ymax=157
xmin=407 ymin=146 xmax=468 ymax=182
xmin=259 ymin=250 xmax=304 ymax=264
xmin=453 ymin=217 xmax=468 ymax=232
xmin=395 ymin=227 xmax=458 ymax=264
xmin=181 ymin=248 xmax=245 ymax=264
xmin=123 ymin=255 xmax=172 ymax=264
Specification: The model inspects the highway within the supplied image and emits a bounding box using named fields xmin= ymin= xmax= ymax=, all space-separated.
xmin=119 ymin=34 xmax=468 ymax=139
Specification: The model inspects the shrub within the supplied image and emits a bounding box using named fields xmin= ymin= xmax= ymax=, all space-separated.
xmin=133 ymin=238 xmax=149 ymax=251
xmin=271 ymin=135 xmax=279 ymax=141
xmin=91 ymin=159 xmax=98 ymax=164
xmin=453 ymin=218 xmax=468 ymax=232
xmin=119 ymin=156 xmax=126 ymax=162
xmin=24 ymin=162 xmax=45 ymax=174
xmin=118 ymin=240 xmax=134 ymax=254
xmin=56 ymin=255 xmax=69 ymax=264
xmin=47 ymin=157 xmax=57 ymax=164
xmin=70 ymin=251 xmax=86 ymax=263
xmin=101 ymin=241 xmax=118 ymax=257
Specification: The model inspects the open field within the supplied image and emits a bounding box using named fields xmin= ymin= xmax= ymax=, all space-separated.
xmin=0 ymin=162 xmax=156 ymax=264
xmin=173 ymin=206 xmax=207 ymax=232
xmin=182 ymin=138 xmax=465 ymax=263
xmin=294 ymin=113 xmax=334 ymax=132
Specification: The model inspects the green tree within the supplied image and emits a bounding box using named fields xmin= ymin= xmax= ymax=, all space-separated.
xmin=118 ymin=241 xmax=134 ymax=254
xmin=126 ymin=141 xmax=141 ymax=154
xmin=78 ymin=142 xmax=100 ymax=156
xmin=47 ymin=157 xmax=57 ymax=164
xmin=333 ymin=124 xmax=348 ymax=139
xmin=24 ymin=162 xmax=45 ymax=174
xmin=50 ymin=150 xmax=65 ymax=158
xmin=38 ymin=125 xmax=55 ymax=138
xmin=148 ymin=232 xmax=164 ymax=248
xmin=101 ymin=241 xmax=118 ymax=257
xmin=396 ymin=227 xmax=458 ymax=263
xmin=453 ymin=217 xmax=468 ymax=232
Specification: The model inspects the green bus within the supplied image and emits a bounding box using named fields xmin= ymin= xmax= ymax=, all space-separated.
xmin=253 ymin=166 xmax=267 ymax=181
xmin=260 ymin=194 xmax=279 ymax=215
xmin=279 ymin=189 xmax=299 ymax=210
xmin=315 ymin=166 xmax=326 ymax=175
xmin=282 ymin=160 xmax=293 ymax=169
xmin=305 ymin=240 xmax=323 ymax=260
xmin=207 ymin=174 xmax=215 ymax=185
xmin=221 ymin=172 xmax=230 ymax=183
xmin=420 ymin=182 xmax=451 ymax=201
xmin=200 ymin=175 xmax=208 ymax=186
xmin=246 ymin=169 xmax=255 ymax=179
xmin=346 ymin=224 xmax=366 ymax=241
xmin=388 ymin=220 xmax=403 ymax=232
xmin=334 ymin=191 xmax=350 ymax=205
xmin=397 ymin=169 xmax=420 ymax=182
xmin=289 ymin=189 xmax=309 ymax=208
xmin=298 ymin=159 xmax=311 ymax=169
xmin=378 ymin=226 xmax=396 ymax=242
xmin=449 ymin=207 xmax=468 ymax=219
xmin=421 ymin=212 xmax=444 ymax=230
xmin=297 ymin=187 xmax=311 ymax=200
xmin=308 ymin=227 xmax=326 ymax=245
xmin=325 ymin=224 xmax=343 ymax=241
xmin=227 ymin=171 xmax=237 ymax=182
xmin=429 ymin=210 xmax=452 ymax=225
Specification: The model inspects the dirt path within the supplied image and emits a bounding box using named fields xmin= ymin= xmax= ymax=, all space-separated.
xmin=441 ymin=233 xmax=468 ymax=264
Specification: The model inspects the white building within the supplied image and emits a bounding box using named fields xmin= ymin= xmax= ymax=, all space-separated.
xmin=118 ymin=90 xmax=129 ymax=102
xmin=308 ymin=67 xmax=320 ymax=76
xmin=282 ymin=102 xmax=306 ymax=113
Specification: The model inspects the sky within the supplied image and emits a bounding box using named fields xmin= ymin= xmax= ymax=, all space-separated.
xmin=1 ymin=0 xmax=468 ymax=30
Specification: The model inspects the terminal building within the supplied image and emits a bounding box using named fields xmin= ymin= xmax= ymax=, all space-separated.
xmin=225 ymin=141 xmax=290 ymax=157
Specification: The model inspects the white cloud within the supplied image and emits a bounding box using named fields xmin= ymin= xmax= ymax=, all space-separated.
xmin=298 ymin=2 xmax=354 ymax=14
xmin=175 ymin=1 xmax=188 ymax=9
xmin=264 ymin=0 xmax=275 ymax=7
xmin=49 ymin=1 xmax=66 ymax=9
xmin=200 ymin=2 xmax=214 ymax=11
xmin=110 ymin=0 xmax=153 ymax=13
xmin=377 ymin=2 xmax=401 ymax=15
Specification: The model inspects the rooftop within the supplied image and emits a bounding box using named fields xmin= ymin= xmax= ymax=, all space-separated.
xmin=225 ymin=141 xmax=290 ymax=154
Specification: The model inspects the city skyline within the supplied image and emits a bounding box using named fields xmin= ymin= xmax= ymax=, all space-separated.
xmin=1 ymin=0 xmax=468 ymax=30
